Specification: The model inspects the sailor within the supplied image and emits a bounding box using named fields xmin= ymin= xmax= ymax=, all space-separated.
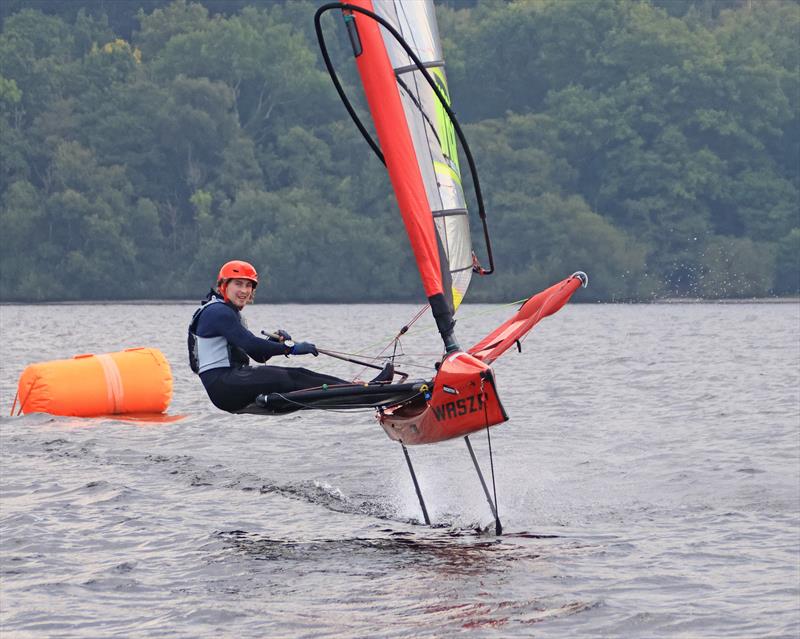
xmin=189 ymin=260 xmax=393 ymax=413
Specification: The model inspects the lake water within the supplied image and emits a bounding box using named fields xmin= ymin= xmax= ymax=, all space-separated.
xmin=1 ymin=301 xmax=798 ymax=638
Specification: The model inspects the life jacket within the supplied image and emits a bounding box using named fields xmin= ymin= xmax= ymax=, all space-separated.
xmin=188 ymin=294 xmax=250 ymax=374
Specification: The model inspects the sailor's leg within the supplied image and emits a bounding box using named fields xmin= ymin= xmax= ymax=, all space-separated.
xmin=465 ymin=436 xmax=502 ymax=535
xmin=279 ymin=366 xmax=350 ymax=390
xmin=203 ymin=366 xmax=350 ymax=412
xmin=401 ymin=444 xmax=430 ymax=525
xmin=228 ymin=365 xmax=348 ymax=393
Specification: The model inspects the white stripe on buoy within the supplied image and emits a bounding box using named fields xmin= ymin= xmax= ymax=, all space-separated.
xmin=96 ymin=354 xmax=124 ymax=413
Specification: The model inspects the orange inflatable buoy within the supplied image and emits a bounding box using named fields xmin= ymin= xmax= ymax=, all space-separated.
xmin=12 ymin=347 xmax=173 ymax=417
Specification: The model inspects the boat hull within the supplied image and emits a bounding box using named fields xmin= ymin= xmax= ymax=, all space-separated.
xmin=378 ymin=351 xmax=508 ymax=445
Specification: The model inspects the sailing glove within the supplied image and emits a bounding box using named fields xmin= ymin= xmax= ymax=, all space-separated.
xmin=291 ymin=342 xmax=318 ymax=356
xmin=271 ymin=329 xmax=292 ymax=342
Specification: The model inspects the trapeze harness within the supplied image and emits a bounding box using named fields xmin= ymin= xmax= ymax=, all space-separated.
xmin=188 ymin=292 xmax=347 ymax=413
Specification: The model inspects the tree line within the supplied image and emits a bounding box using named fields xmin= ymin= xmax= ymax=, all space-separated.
xmin=0 ymin=0 xmax=797 ymax=303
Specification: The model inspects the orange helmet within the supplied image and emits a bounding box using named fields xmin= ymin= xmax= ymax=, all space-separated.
xmin=217 ymin=261 xmax=258 ymax=300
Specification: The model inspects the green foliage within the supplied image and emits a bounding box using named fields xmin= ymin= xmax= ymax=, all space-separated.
xmin=774 ymin=228 xmax=800 ymax=295
xmin=0 ymin=0 xmax=797 ymax=302
xmin=135 ymin=0 xmax=210 ymax=59
xmin=0 ymin=9 xmax=76 ymax=125
xmin=697 ymin=235 xmax=777 ymax=297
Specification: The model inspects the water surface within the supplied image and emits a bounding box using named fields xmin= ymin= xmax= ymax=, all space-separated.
xmin=1 ymin=302 xmax=798 ymax=637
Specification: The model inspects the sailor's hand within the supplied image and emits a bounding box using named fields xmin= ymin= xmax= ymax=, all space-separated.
xmin=262 ymin=329 xmax=292 ymax=343
xmin=291 ymin=341 xmax=318 ymax=356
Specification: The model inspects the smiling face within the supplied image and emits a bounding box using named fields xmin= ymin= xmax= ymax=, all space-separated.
xmin=224 ymin=278 xmax=255 ymax=309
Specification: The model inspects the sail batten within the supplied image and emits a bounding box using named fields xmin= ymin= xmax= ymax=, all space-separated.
xmin=395 ymin=61 xmax=444 ymax=74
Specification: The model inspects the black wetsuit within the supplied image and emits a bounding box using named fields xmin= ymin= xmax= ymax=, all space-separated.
xmin=191 ymin=294 xmax=348 ymax=413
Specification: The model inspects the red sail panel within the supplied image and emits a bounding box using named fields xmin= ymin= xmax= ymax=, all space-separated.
xmin=469 ymin=275 xmax=584 ymax=365
xmin=347 ymin=0 xmax=444 ymax=299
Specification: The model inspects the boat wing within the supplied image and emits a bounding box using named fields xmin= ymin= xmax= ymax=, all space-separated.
xmin=469 ymin=273 xmax=587 ymax=365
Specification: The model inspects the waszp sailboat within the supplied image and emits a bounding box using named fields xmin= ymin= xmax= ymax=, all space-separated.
xmin=244 ymin=1 xmax=587 ymax=531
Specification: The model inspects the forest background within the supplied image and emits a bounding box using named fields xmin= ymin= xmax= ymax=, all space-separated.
xmin=0 ymin=0 xmax=797 ymax=303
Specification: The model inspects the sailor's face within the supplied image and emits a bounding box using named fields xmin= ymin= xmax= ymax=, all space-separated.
xmin=226 ymin=278 xmax=254 ymax=309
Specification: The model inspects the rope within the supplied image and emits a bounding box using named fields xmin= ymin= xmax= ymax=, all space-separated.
xmin=346 ymin=303 xmax=429 ymax=381
xmin=482 ymin=377 xmax=501 ymax=534
xmin=11 ymin=381 xmax=36 ymax=416
xmin=399 ymin=304 xmax=430 ymax=337
xmin=486 ymin=422 xmax=500 ymax=531
xmin=323 ymin=297 xmax=529 ymax=381
xmin=340 ymin=298 xmax=527 ymax=366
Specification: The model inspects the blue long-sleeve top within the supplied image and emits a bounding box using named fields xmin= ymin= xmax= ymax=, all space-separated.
xmin=195 ymin=297 xmax=287 ymax=364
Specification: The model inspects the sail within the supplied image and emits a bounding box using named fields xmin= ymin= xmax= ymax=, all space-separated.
xmin=345 ymin=0 xmax=471 ymax=349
